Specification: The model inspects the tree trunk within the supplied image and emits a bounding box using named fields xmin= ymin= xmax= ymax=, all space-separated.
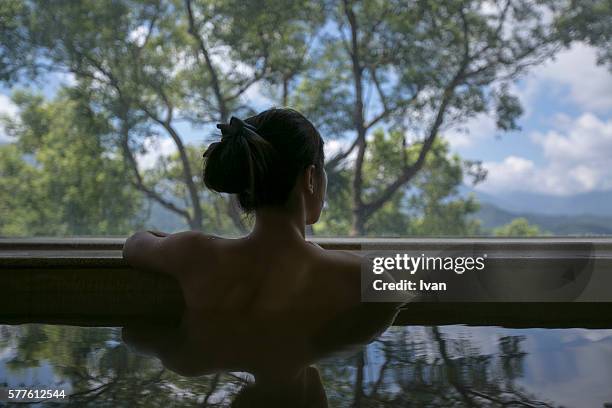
xmin=352 ymin=349 xmax=365 ymax=407
xmin=344 ymin=0 xmax=367 ymax=237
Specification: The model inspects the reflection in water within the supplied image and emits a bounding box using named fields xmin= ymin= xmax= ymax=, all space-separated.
xmin=121 ymin=302 xmax=400 ymax=407
xmin=1 ymin=323 xmax=612 ymax=407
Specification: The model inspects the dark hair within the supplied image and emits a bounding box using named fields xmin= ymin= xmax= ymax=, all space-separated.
xmin=203 ymin=108 xmax=325 ymax=212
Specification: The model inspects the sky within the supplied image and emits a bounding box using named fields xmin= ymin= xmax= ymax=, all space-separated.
xmin=1 ymin=42 xmax=611 ymax=198
xmin=446 ymin=43 xmax=612 ymax=196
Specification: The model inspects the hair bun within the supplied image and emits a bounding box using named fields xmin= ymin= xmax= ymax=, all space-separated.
xmin=202 ymin=108 xmax=324 ymax=213
xmin=203 ymin=116 xmax=277 ymax=197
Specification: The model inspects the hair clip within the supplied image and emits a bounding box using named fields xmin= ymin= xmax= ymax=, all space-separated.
xmin=216 ymin=116 xmax=259 ymax=139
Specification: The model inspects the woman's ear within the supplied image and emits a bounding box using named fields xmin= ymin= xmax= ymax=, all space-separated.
xmin=305 ymin=164 xmax=316 ymax=194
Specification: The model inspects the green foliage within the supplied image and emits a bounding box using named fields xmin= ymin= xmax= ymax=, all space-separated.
xmin=0 ymin=90 xmax=144 ymax=236
xmin=315 ymin=129 xmax=481 ymax=236
xmin=314 ymin=165 xmax=354 ymax=235
xmin=494 ymin=85 xmax=523 ymax=131
xmin=1 ymin=0 xmax=605 ymax=236
xmin=142 ymin=144 xmax=243 ymax=235
xmin=554 ymin=0 xmax=612 ymax=69
xmin=493 ymin=217 xmax=545 ymax=237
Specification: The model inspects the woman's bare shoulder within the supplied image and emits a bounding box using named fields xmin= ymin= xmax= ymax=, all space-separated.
xmin=166 ymin=231 xmax=222 ymax=253
xmin=307 ymin=245 xmax=364 ymax=275
xmin=181 ymin=231 xmax=226 ymax=259
xmin=123 ymin=230 xmax=222 ymax=278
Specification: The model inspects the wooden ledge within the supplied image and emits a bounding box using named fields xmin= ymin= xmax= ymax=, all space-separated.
xmin=1 ymin=237 xmax=612 ymax=328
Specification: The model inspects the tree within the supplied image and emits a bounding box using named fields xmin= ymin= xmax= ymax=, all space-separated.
xmin=318 ymin=326 xmax=557 ymax=407
xmin=0 ymin=90 xmax=144 ymax=236
xmin=316 ymin=129 xmax=481 ymax=236
xmin=0 ymin=0 xmax=326 ymax=232
xmin=555 ymin=0 xmax=612 ymax=69
xmin=1 ymin=324 xmax=247 ymax=406
xmin=1 ymin=322 xmax=559 ymax=407
xmin=493 ymin=217 xmax=545 ymax=237
xmin=142 ymin=144 xmax=243 ymax=235
xmin=2 ymin=0 xmax=603 ymax=236
xmin=292 ymin=0 xmax=572 ymax=234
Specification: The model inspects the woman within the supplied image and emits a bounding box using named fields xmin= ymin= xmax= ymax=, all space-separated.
xmin=123 ymin=108 xmax=366 ymax=318
xmin=122 ymin=108 xmax=401 ymax=406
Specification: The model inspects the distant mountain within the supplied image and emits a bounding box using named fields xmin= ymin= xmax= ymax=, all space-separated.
xmin=461 ymin=186 xmax=612 ymax=217
xmin=142 ymin=188 xmax=612 ymax=236
xmin=474 ymin=202 xmax=612 ymax=235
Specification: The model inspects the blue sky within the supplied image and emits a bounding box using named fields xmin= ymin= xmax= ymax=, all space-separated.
xmin=1 ymin=42 xmax=611 ymax=197
xmin=446 ymin=43 xmax=612 ymax=196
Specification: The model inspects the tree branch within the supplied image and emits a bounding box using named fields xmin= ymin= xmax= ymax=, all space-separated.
xmin=325 ymin=137 xmax=359 ymax=171
xmin=431 ymin=326 xmax=475 ymax=407
xmin=362 ymin=44 xmax=471 ymax=217
xmin=120 ymin=128 xmax=192 ymax=222
xmin=140 ymin=104 xmax=203 ymax=229
xmin=225 ymin=29 xmax=271 ymax=102
xmin=184 ymin=0 xmax=228 ymax=120
xmin=364 ymin=83 xmax=422 ymax=130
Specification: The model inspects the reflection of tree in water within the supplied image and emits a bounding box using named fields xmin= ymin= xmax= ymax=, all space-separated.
xmin=1 ymin=325 xmax=248 ymax=406
xmin=1 ymin=325 xmax=558 ymax=407
xmin=318 ymin=326 xmax=557 ymax=408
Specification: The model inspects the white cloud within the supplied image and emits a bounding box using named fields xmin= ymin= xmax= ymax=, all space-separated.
xmin=521 ymin=43 xmax=612 ymax=113
xmin=447 ymin=43 xmax=612 ymax=148
xmin=136 ymin=137 xmax=177 ymax=170
xmin=533 ymin=113 xmax=612 ymax=163
xmin=446 ymin=113 xmax=498 ymax=149
xmin=0 ymin=94 xmax=19 ymax=142
xmin=477 ymin=113 xmax=612 ymax=195
xmin=480 ymin=155 xmax=537 ymax=191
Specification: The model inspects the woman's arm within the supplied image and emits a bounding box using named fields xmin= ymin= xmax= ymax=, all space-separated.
xmin=122 ymin=230 xmax=203 ymax=277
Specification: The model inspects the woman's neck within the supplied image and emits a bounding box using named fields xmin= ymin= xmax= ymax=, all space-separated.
xmin=251 ymin=207 xmax=306 ymax=242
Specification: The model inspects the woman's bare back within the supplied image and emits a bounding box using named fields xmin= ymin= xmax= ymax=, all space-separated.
xmin=175 ymin=234 xmax=362 ymax=318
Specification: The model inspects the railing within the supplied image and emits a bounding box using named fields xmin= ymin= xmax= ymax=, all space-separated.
xmin=1 ymin=237 xmax=611 ymax=328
